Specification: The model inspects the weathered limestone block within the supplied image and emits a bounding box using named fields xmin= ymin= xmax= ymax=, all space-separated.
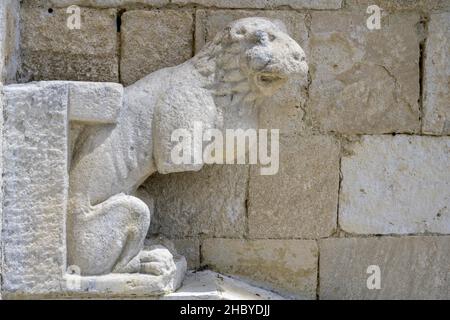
xmin=423 ymin=12 xmax=450 ymax=135
xmin=202 ymin=239 xmax=318 ymax=299
xmin=20 ymin=4 xmax=118 ymax=82
xmin=0 ymin=0 xmax=20 ymax=298
xmin=175 ymin=0 xmax=342 ymax=9
xmin=0 ymin=84 xmax=3 ymax=299
xmin=196 ymin=9 xmax=309 ymax=135
xmin=143 ymin=165 xmax=249 ymax=238
xmin=47 ymin=0 xmax=169 ymax=7
xmin=68 ymin=81 xmax=123 ymax=123
xmin=120 ymin=10 xmax=194 ymax=85
xmin=319 ymin=237 xmax=450 ymax=300
xmin=172 ymin=239 xmax=200 ymax=270
xmin=346 ymin=0 xmax=450 ymax=11
xmin=249 ymin=134 xmax=339 ymax=239
xmin=340 ymin=135 xmax=450 ymax=235
xmin=164 ymin=271 xmax=285 ymax=300
xmin=2 ymin=82 xmax=69 ymax=296
xmin=0 ymin=0 xmax=20 ymax=83
xmin=309 ymin=11 xmax=421 ymax=134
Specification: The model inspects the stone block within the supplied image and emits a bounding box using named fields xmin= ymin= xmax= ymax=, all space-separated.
xmin=120 ymin=10 xmax=194 ymax=85
xmin=423 ymin=12 xmax=450 ymax=135
xmin=2 ymin=82 xmax=69 ymax=296
xmin=340 ymin=135 xmax=450 ymax=235
xmin=319 ymin=237 xmax=450 ymax=299
xmin=172 ymin=239 xmax=200 ymax=270
xmin=309 ymin=11 xmax=421 ymax=134
xmin=345 ymin=0 xmax=450 ymax=11
xmin=47 ymin=0 xmax=169 ymax=7
xmin=143 ymin=165 xmax=248 ymax=238
xmin=249 ymin=134 xmax=339 ymax=239
xmin=175 ymin=0 xmax=342 ymax=10
xmin=68 ymin=81 xmax=123 ymax=124
xmin=202 ymin=239 xmax=318 ymax=299
xmin=20 ymin=4 xmax=118 ymax=82
xmin=196 ymin=9 xmax=309 ymax=135
xmin=0 ymin=0 xmax=20 ymax=83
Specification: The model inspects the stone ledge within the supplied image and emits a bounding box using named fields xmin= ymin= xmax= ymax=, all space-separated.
xmin=5 ymin=81 xmax=124 ymax=124
xmin=163 ymin=271 xmax=285 ymax=300
xmin=68 ymin=81 xmax=123 ymax=124
xmin=202 ymin=239 xmax=318 ymax=299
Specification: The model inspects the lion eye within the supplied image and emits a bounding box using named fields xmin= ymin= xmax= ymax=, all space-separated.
xmin=236 ymin=27 xmax=247 ymax=35
xmin=268 ymin=34 xmax=276 ymax=41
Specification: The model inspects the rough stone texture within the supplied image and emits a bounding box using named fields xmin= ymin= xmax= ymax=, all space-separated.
xmin=68 ymin=81 xmax=123 ymax=123
xmin=120 ymin=10 xmax=194 ymax=85
xmin=0 ymin=84 xmax=3 ymax=299
xmin=20 ymin=4 xmax=118 ymax=82
xmin=175 ymin=0 xmax=341 ymax=9
xmin=172 ymin=239 xmax=200 ymax=270
xmin=249 ymin=134 xmax=339 ymax=239
xmin=423 ymin=12 xmax=450 ymax=135
xmin=340 ymin=135 xmax=450 ymax=235
xmin=2 ymin=82 xmax=69 ymax=296
xmin=0 ymin=0 xmax=20 ymax=299
xmin=143 ymin=165 xmax=249 ymax=238
xmin=319 ymin=237 xmax=450 ymax=300
xmin=0 ymin=0 xmax=20 ymax=83
xmin=47 ymin=0 xmax=169 ymax=7
xmin=309 ymin=11 xmax=421 ymax=134
xmin=346 ymin=0 xmax=450 ymax=11
xmin=196 ymin=9 xmax=309 ymax=135
xmin=164 ymin=270 xmax=285 ymax=300
xmin=202 ymin=239 xmax=318 ymax=299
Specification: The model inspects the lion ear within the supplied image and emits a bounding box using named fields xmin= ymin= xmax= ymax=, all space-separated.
xmin=271 ymin=19 xmax=288 ymax=33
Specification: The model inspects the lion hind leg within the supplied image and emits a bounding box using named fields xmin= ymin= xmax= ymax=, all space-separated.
xmin=69 ymin=194 xmax=151 ymax=275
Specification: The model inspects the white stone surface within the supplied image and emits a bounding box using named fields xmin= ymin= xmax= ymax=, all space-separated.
xmin=164 ymin=271 xmax=285 ymax=300
xmin=2 ymin=82 xmax=69 ymax=296
xmin=340 ymin=135 xmax=450 ymax=235
xmin=68 ymin=81 xmax=123 ymax=124
xmin=423 ymin=12 xmax=450 ymax=135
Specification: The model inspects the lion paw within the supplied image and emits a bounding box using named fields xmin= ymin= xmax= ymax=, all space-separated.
xmin=139 ymin=245 xmax=176 ymax=276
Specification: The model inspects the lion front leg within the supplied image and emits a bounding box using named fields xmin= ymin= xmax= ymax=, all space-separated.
xmin=68 ymin=194 xmax=151 ymax=275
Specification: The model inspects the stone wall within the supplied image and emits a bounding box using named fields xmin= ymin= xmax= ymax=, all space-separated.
xmin=1 ymin=0 xmax=449 ymax=299
xmin=0 ymin=0 xmax=21 ymax=299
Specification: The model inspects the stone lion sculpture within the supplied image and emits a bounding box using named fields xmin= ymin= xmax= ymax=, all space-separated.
xmin=67 ymin=17 xmax=307 ymax=290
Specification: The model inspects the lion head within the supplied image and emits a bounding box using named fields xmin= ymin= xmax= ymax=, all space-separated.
xmin=196 ymin=17 xmax=308 ymax=100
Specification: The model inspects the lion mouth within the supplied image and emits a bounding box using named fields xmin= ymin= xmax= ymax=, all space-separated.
xmin=255 ymin=73 xmax=287 ymax=91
